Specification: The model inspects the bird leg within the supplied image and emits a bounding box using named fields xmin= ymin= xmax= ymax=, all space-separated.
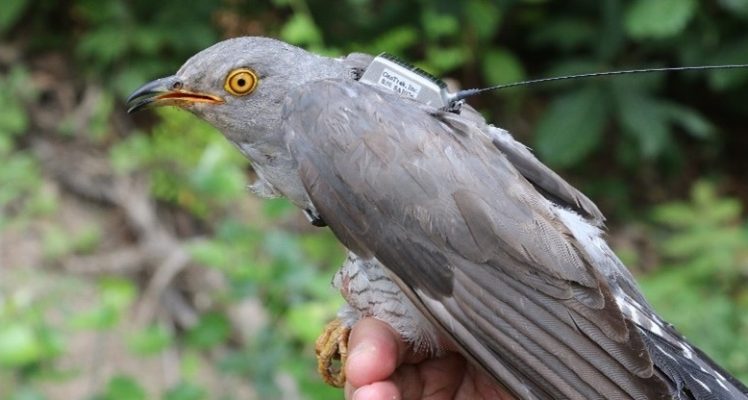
xmin=315 ymin=318 xmax=350 ymax=388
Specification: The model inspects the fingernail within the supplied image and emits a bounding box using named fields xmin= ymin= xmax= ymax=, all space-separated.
xmin=353 ymin=386 xmax=399 ymax=400
xmin=352 ymin=386 xmax=372 ymax=400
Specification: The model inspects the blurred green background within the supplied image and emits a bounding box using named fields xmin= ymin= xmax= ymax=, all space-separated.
xmin=1 ymin=0 xmax=747 ymax=399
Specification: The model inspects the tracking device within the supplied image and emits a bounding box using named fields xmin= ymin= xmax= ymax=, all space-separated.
xmin=359 ymin=53 xmax=451 ymax=108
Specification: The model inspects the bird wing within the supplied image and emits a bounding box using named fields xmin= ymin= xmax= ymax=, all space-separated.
xmin=437 ymin=107 xmax=605 ymax=225
xmin=283 ymin=79 xmax=672 ymax=399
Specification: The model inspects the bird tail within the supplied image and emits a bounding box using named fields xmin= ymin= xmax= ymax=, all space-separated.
xmin=638 ymin=326 xmax=748 ymax=399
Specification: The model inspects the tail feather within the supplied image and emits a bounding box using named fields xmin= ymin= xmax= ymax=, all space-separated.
xmin=639 ymin=327 xmax=748 ymax=400
xmin=612 ymin=283 xmax=746 ymax=399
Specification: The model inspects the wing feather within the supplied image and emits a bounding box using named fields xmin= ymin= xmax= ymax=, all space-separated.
xmin=435 ymin=110 xmax=605 ymax=224
xmin=284 ymin=79 xmax=672 ymax=399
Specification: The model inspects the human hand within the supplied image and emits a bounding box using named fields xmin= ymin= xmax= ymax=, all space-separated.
xmin=344 ymin=318 xmax=515 ymax=400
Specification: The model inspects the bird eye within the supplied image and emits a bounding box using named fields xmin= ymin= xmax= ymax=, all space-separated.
xmin=224 ymin=68 xmax=257 ymax=96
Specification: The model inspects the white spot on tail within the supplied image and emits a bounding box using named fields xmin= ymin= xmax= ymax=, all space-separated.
xmin=691 ymin=376 xmax=712 ymax=393
xmin=679 ymin=343 xmax=693 ymax=359
xmin=655 ymin=344 xmax=678 ymax=362
xmin=715 ymin=376 xmax=729 ymax=390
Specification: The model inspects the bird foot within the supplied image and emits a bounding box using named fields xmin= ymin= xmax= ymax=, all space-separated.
xmin=315 ymin=318 xmax=350 ymax=388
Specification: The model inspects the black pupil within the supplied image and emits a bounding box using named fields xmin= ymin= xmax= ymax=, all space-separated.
xmin=237 ymin=78 xmax=246 ymax=87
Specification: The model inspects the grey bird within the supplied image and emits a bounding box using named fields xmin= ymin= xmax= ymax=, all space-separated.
xmin=127 ymin=37 xmax=748 ymax=399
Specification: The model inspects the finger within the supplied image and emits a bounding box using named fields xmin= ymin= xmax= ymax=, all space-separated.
xmin=349 ymin=355 xmax=467 ymax=400
xmin=413 ymin=353 xmax=464 ymax=399
xmin=388 ymin=355 xmax=461 ymax=400
xmin=351 ymin=381 xmax=402 ymax=400
xmin=345 ymin=318 xmax=403 ymax=388
xmin=344 ymin=381 xmax=354 ymax=399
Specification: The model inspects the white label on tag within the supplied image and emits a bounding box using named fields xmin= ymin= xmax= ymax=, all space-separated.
xmin=377 ymin=68 xmax=422 ymax=99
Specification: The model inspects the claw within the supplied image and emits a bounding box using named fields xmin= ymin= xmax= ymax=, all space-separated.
xmin=315 ymin=318 xmax=350 ymax=388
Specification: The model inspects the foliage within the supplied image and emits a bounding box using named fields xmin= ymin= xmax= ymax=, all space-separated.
xmin=642 ymin=181 xmax=748 ymax=382
xmin=111 ymin=108 xmax=249 ymax=217
xmin=117 ymin=106 xmax=344 ymax=398
xmin=0 ymin=270 xmax=78 ymax=398
xmin=1 ymin=0 xmax=747 ymax=399
xmin=0 ymin=67 xmax=51 ymax=229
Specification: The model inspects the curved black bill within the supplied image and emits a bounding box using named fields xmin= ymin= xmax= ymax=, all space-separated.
xmin=127 ymin=76 xmax=179 ymax=113
xmin=127 ymin=76 xmax=223 ymax=113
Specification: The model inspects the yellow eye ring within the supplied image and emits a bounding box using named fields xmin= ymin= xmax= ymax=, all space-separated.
xmin=224 ymin=68 xmax=257 ymax=96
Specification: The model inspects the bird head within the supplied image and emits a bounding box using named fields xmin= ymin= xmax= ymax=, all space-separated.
xmin=127 ymin=36 xmax=346 ymax=146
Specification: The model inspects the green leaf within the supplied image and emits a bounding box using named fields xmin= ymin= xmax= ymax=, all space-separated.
xmin=76 ymin=28 xmax=131 ymax=68
xmin=421 ymin=9 xmax=459 ymax=40
xmin=70 ymin=278 xmax=136 ymax=330
xmin=188 ymin=240 xmax=231 ymax=270
xmin=643 ymin=180 xmax=748 ymax=377
xmin=717 ymin=0 xmax=748 ymax=16
xmin=688 ymin=182 xmax=742 ymax=226
xmin=465 ymin=0 xmax=502 ymax=39
xmin=423 ymin=46 xmax=467 ymax=74
xmin=0 ymin=100 xmax=28 ymax=137
xmin=0 ymin=68 xmax=31 ymax=138
xmin=131 ymin=27 xmax=163 ymax=55
xmin=660 ymin=102 xmax=715 ymax=139
xmin=9 ymin=387 xmax=46 ymax=400
xmin=189 ymin=143 xmax=246 ymax=201
xmin=534 ymin=87 xmax=608 ymax=167
xmin=280 ymin=13 xmax=323 ymax=47
xmin=180 ymin=350 xmax=201 ymax=379
xmin=186 ymin=313 xmax=230 ymax=349
xmin=615 ymin=92 xmax=671 ymax=158
xmin=625 ymin=0 xmax=697 ymax=39
xmin=367 ymin=26 xmax=419 ymax=55
xmin=110 ymin=134 xmax=153 ymax=173
xmin=101 ymin=375 xmax=146 ymax=400
xmin=42 ymin=225 xmax=72 ymax=259
xmin=286 ymin=303 xmax=333 ymax=343
xmin=70 ymin=305 xmax=119 ymax=330
xmin=481 ymin=48 xmax=525 ymax=86
xmin=163 ymin=382 xmax=206 ymax=400
xmin=0 ymin=0 xmax=28 ymax=34
xmin=652 ymin=202 xmax=698 ymax=228
xmin=0 ymin=324 xmax=44 ymax=367
xmin=100 ymin=278 xmax=137 ymax=309
xmin=88 ymin=92 xmax=114 ymax=141
xmin=529 ymin=18 xmax=596 ymax=51
xmin=127 ymin=325 xmax=172 ymax=355
xmin=262 ymin=198 xmax=295 ymax=218
xmin=707 ymin=39 xmax=748 ymax=90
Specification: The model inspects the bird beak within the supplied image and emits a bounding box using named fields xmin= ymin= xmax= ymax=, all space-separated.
xmin=127 ymin=76 xmax=224 ymax=114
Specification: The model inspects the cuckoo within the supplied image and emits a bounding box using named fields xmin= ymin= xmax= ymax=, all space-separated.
xmin=128 ymin=37 xmax=748 ymax=400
